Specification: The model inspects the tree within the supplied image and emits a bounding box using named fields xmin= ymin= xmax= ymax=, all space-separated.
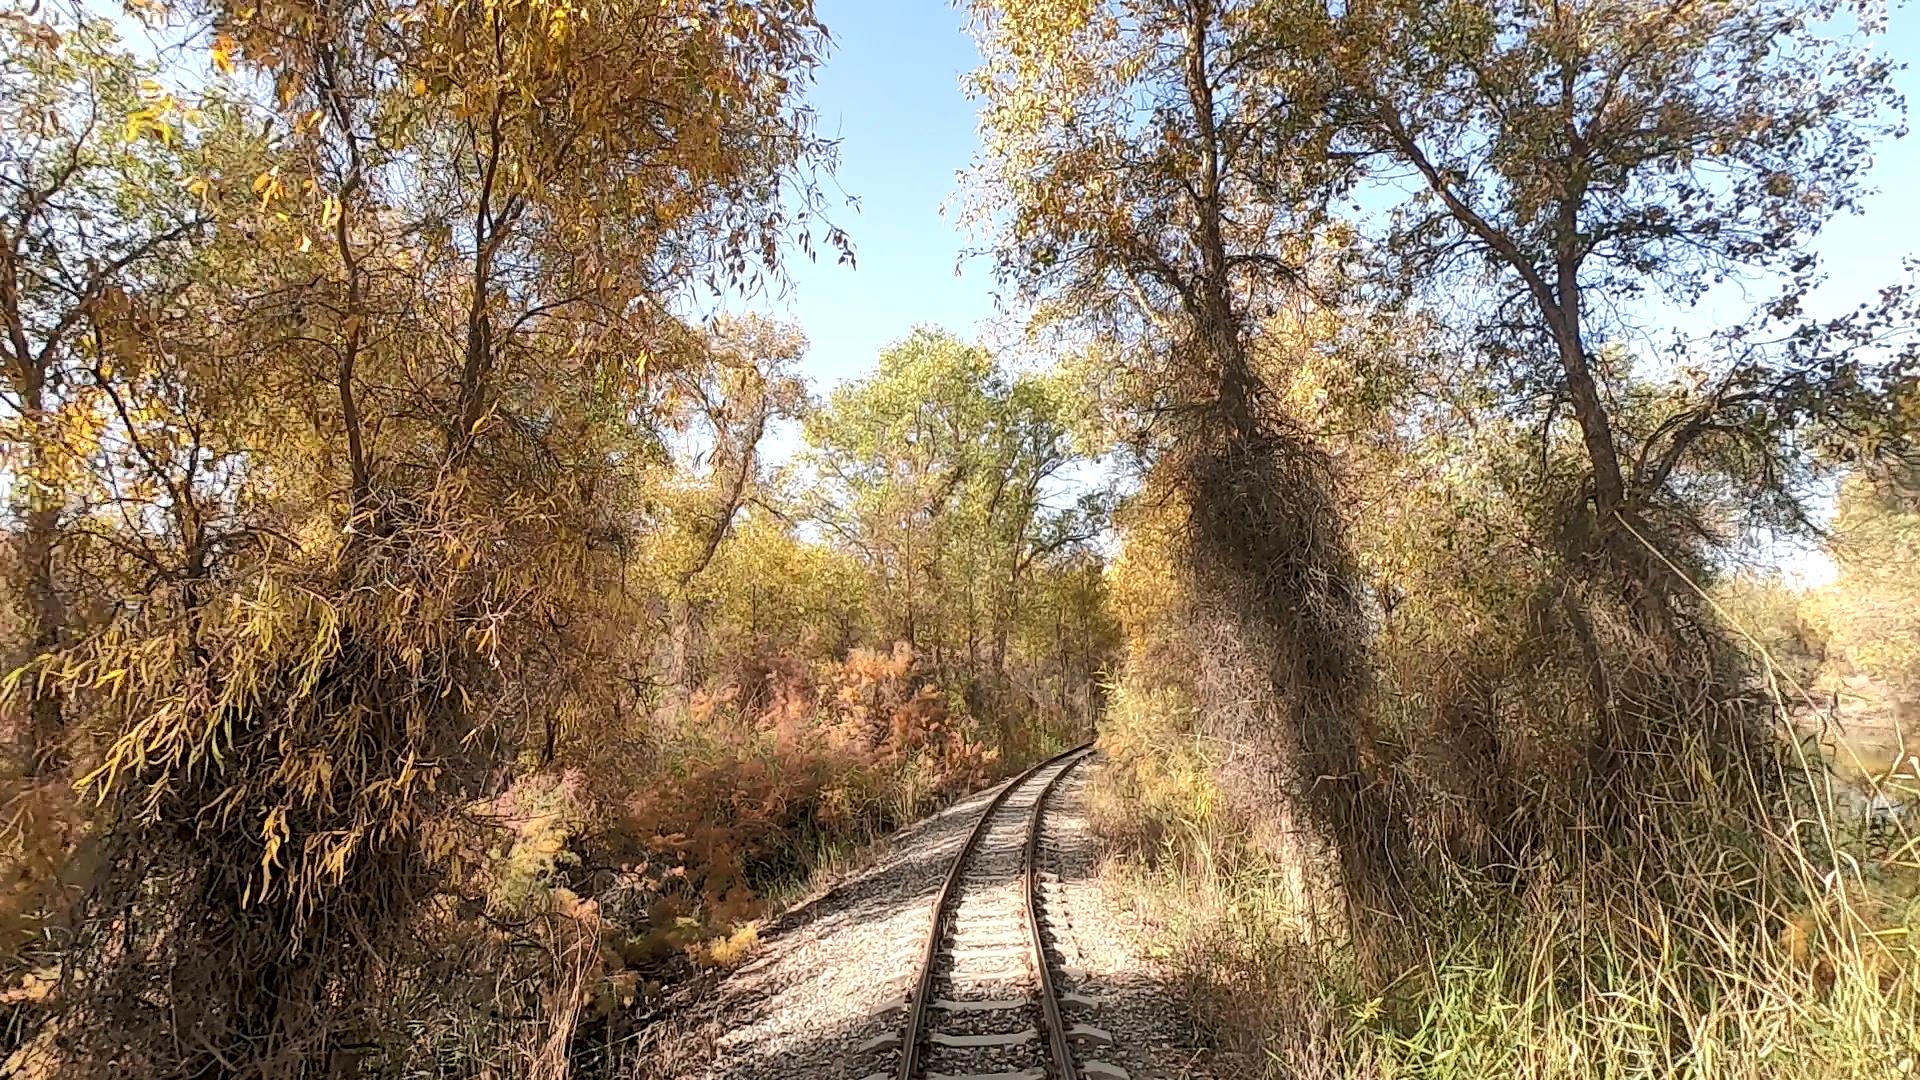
xmin=0 ymin=14 xmax=208 ymax=773
xmin=650 ymin=315 xmax=807 ymax=704
xmin=968 ymin=0 xmax=1408 ymax=930
xmin=802 ymin=329 xmax=1097 ymax=687
xmin=967 ymin=0 xmax=1358 ymax=433
xmin=1295 ymin=0 xmax=1912 ymax=615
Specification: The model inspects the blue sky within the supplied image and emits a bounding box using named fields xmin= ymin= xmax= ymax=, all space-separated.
xmin=1802 ymin=7 xmax=1920 ymax=318
xmin=752 ymin=0 xmax=999 ymax=391
xmin=763 ymin=0 xmax=1920 ymax=394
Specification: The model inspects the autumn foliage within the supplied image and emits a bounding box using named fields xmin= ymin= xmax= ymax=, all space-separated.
xmin=0 ymin=0 xmax=1112 ymax=1074
xmin=2 ymin=0 xmax=1916 ymax=1076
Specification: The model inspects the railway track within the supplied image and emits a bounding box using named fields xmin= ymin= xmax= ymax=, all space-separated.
xmin=858 ymin=742 xmax=1125 ymax=1080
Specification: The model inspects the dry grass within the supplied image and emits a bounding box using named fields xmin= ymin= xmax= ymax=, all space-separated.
xmin=1094 ymin=579 xmax=1920 ymax=1080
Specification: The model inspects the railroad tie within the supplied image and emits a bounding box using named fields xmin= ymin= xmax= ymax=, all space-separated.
xmin=928 ymin=1028 xmax=1039 ymax=1048
xmin=932 ymin=996 xmax=1030 ymax=1011
xmin=1066 ymin=1023 xmax=1115 ymax=1045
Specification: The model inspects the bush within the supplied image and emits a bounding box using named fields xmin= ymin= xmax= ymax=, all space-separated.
xmin=593 ymin=643 xmax=1039 ymax=971
xmin=1095 ymin=449 xmax=1920 ymax=1078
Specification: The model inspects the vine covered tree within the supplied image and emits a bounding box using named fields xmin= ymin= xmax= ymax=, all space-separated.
xmin=967 ymin=0 xmax=1410 ymax=934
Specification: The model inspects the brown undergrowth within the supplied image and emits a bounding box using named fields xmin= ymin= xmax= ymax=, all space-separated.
xmin=1097 ymin=461 xmax=1920 ymax=1078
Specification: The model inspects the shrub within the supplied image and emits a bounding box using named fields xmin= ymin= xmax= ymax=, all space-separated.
xmin=601 ymin=643 xmax=1017 ymax=971
xmin=1096 ymin=452 xmax=1920 ymax=1078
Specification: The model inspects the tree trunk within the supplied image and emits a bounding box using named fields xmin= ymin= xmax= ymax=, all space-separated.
xmin=900 ymin=547 xmax=918 ymax=650
xmin=14 ymin=370 xmax=67 ymax=774
xmin=1182 ymin=0 xmax=1261 ymax=441
xmin=1054 ymin=600 xmax=1068 ymax=721
xmin=18 ymin=499 xmax=65 ymax=773
xmin=667 ymin=594 xmax=696 ymax=697
xmin=990 ymin=539 xmax=1019 ymax=676
xmin=965 ymin=576 xmax=979 ymax=678
xmin=1550 ymin=260 xmax=1628 ymax=519
xmin=1546 ymin=258 xmax=1671 ymax=629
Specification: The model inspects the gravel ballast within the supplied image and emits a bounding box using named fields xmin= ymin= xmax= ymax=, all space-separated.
xmin=642 ymin=756 xmax=1244 ymax=1080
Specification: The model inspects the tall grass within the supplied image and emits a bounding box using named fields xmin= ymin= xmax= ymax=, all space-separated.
xmin=1093 ymin=678 xmax=1920 ymax=1080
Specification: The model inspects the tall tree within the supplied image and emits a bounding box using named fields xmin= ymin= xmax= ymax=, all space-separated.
xmin=1294 ymin=0 xmax=1911 ymax=613
xmin=966 ymin=0 xmax=1354 ymax=434
xmin=968 ymin=0 xmax=1408 ymax=931
xmin=0 ymin=15 xmax=208 ymax=773
xmin=652 ymin=315 xmax=807 ymax=704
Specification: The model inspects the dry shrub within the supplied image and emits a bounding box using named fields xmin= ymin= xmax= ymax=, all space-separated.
xmin=624 ymin=749 xmax=842 ymax=936
xmin=0 ymin=762 xmax=92 ymax=1066
xmin=527 ymin=893 xmax=614 ymax=1080
xmin=261 ymin=770 xmax=654 ymax=1078
xmin=0 ymin=768 xmax=88 ymax=970
xmin=2 ymin=480 xmax=631 ymax=1077
xmin=823 ymin=642 xmax=935 ymax=752
xmin=1365 ymin=469 xmax=1788 ymax=900
xmin=610 ymin=643 xmax=1002 ymax=963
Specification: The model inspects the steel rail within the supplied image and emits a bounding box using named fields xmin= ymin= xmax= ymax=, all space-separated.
xmin=1023 ymin=747 xmax=1089 ymax=1080
xmin=894 ymin=741 xmax=1093 ymax=1080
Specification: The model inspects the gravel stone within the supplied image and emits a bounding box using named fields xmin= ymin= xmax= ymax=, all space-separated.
xmin=1035 ymin=763 xmax=1249 ymax=1080
xmin=646 ymin=755 xmax=1244 ymax=1080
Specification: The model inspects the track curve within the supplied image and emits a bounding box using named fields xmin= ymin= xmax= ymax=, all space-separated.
xmin=889 ymin=743 xmax=1093 ymax=1080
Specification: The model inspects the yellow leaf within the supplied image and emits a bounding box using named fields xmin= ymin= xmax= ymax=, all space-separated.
xmin=259 ymin=806 xmax=288 ymax=893
xmin=212 ymin=34 xmax=237 ymax=75
xmin=253 ymin=167 xmax=284 ymax=207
